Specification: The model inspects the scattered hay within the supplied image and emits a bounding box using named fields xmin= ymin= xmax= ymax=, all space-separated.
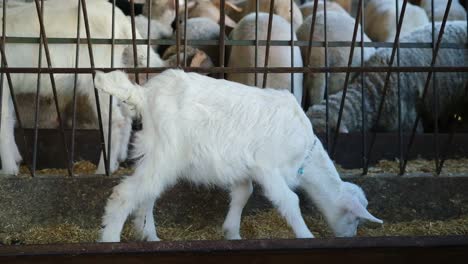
xmin=18 ymin=161 xmax=134 ymax=176
xmin=337 ymin=158 xmax=468 ymax=175
xmin=1 ymin=211 xmax=467 ymax=245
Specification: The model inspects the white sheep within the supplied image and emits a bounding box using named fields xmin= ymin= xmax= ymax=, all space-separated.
xmin=299 ymin=0 xmax=348 ymax=18
xmin=94 ymin=69 xmax=383 ymax=242
xmin=364 ymin=0 xmax=429 ymax=42
xmin=182 ymin=0 xmax=242 ymax=28
xmin=296 ymin=11 xmax=375 ymax=107
xmin=0 ymin=0 xmax=165 ymax=175
xmin=240 ymin=0 xmax=303 ymax=31
xmin=420 ymin=0 xmax=466 ymax=22
xmin=227 ymin=13 xmax=303 ymax=104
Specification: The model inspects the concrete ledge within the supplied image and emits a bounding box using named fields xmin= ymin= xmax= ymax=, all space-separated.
xmin=0 ymin=176 xmax=467 ymax=233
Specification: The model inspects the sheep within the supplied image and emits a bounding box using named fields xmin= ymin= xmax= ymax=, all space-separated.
xmin=183 ymin=0 xmax=242 ymax=28
xmin=306 ymin=21 xmax=467 ymax=133
xmin=364 ymin=0 xmax=429 ymax=42
xmin=0 ymin=0 xmax=165 ymax=175
xmin=239 ymin=0 xmax=303 ymax=31
xmin=94 ymin=69 xmax=383 ymax=242
xmin=175 ymin=17 xmax=224 ymax=67
xmin=227 ymin=13 xmax=303 ymax=104
xmin=299 ymin=0 xmax=348 ymax=18
xmin=296 ymin=11 xmax=375 ymax=107
xmin=420 ymin=0 xmax=467 ymax=22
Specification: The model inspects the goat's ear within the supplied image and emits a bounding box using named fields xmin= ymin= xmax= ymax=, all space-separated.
xmin=339 ymin=124 xmax=349 ymax=134
xmin=190 ymin=50 xmax=214 ymax=69
xmin=347 ymin=197 xmax=383 ymax=224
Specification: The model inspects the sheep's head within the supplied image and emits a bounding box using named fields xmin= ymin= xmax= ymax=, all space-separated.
xmin=163 ymin=45 xmax=214 ymax=70
xmin=327 ymin=182 xmax=383 ymax=237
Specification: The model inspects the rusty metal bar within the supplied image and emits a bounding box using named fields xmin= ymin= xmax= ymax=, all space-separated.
xmin=32 ymin=0 xmax=72 ymax=177
xmin=364 ymin=0 xmax=409 ymax=174
xmin=401 ymin=0 xmax=453 ymax=174
xmin=0 ymin=66 xmax=466 ymax=74
xmin=302 ymin=0 xmax=320 ymax=110
xmin=80 ymin=0 xmax=109 ymax=175
xmin=360 ymin=0 xmax=367 ymax=175
xmin=324 ymin=0 xmax=330 ymax=150
xmin=32 ymin=0 xmax=45 ymax=177
xmin=254 ymin=0 xmax=259 ymax=86
xmin=396 ymin=0 xmax=404 ymax=175
xmin=70 ymin=0 xmax=83 ymax=176
xmin=129 ymin=0 xmax=139 ymax=84
xmin=261 ymin=0 xmax=275 ymax=88
xmin=106 ymin=0 xmax=117 ymax=176
xmin=219 ymin=0 xmax=226 ymax=79
xmin=175 ymin=0 xmax=180 ymax=67
xmin=0 ymin=236 xmax=467 ymax=263
xmin=330 ymin=0 xmax=363 ymax=159
xmin=146 ymin=0 xmax=152 ymax=78
xmin=431 ymin=0 xmax=440 ymax=175
xmin=290 ymin=0 xmax=295 ymax=96
xmin=184 ymin=0 xmax=188 ymax=67
xmin=1 ymin=37 xmax=466 ymax=49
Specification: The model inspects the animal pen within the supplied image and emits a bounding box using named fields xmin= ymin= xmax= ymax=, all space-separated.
xmin=0 ymin=0 xmax=467 ymax=262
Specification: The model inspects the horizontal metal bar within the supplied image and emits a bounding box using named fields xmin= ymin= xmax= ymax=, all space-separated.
xmin=2 ymin=37 xmax=467 ymax=49
xmin=0 ymin=66 xmax=466 ymax=74
xmin=0 ymin=236 xmax=467 ymax=264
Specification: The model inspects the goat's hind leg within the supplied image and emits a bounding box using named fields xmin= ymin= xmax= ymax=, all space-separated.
xmin=222 ymin=180 xmax=253 ymax=240
xmin=132 ymin=197 xmax=159 ymax=241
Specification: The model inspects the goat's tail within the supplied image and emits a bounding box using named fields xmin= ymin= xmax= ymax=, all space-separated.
xmin=94 ymin=70 xmax=145 ymax=109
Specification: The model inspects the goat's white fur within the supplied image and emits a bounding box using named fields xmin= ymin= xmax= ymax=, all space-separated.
xmin=95 ymin=70 xmax=382 ymax=242
xmin=0 ymin=0 xmax=164 ymax=175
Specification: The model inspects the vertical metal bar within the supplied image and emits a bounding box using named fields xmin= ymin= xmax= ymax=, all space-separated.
xmin=107 ymin=0 xmax=116 ymax=175
xmin=32 ymin=0 xmax=72 ymax=176
xmin=401 ymin=0 xmax=452 ymax=174
xmin=432 ymin=0 xmax=440 ymax=175
xmin=219 ymin=0 xmax=226 ymax=79
xmin=0 ymin=0 xmax=33 ymax=176
xmin=290 ymin=0 xmax=295 ymax=96
xmin=129 ymin=0 xmax=139 ymax=84
xmin=175 ymin=0 xmax=180 ymax=67
xmin=364 ymin=0 xmax=409 ymax=172
xmin=184 ymin=0 xmax=188 ymax=67
xmin=262 ymin=0 xmax=275 ymax=88
xmin=324 ymin=0 xmax=330 ymax=151
xmin=302 ymin=0 xmax=320 ymax=110
xmin=80 ymin=0 xmax=109 ymax=175
xmin=395 ymin=0 xmax=403 ymax=175
xmin=146 ymin=0 xmax=152 ymax=79
xmin=360 ymin=0 xmax=367 ymax=175
xmin=32 ymin=0 xmax=46 ymax=176
xmin=254 ymin=0 xmax=258 ymax=86
xmin=70 ymin=0 xmax=82 ymax=176
xmin=330 ymin=0 xmax=363 ymax=158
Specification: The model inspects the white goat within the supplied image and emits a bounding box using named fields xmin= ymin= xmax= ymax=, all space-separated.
xmin=95 ymin=69 xmax=383 ymax=242
xmin=365 ymin=0 xmax=429 ymax=42
xmin=0 ymin=0 xmax=164 ymax=175
xmin=227 ymin=13 xmax=303 ymax=104
xmin=296 ymin=11 xmax=375 ymax=106
xmin=420 ymin=0 xmax=466 ymax=22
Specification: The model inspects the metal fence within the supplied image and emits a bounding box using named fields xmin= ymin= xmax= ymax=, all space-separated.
xmin=0 ymin=0 xmax=467 ymax=177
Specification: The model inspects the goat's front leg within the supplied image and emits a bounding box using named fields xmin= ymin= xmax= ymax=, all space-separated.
xmin=256 ymin=168 xmax=314 ymax=238
xmin=222 ymin=180 xmax=253 ymax=240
